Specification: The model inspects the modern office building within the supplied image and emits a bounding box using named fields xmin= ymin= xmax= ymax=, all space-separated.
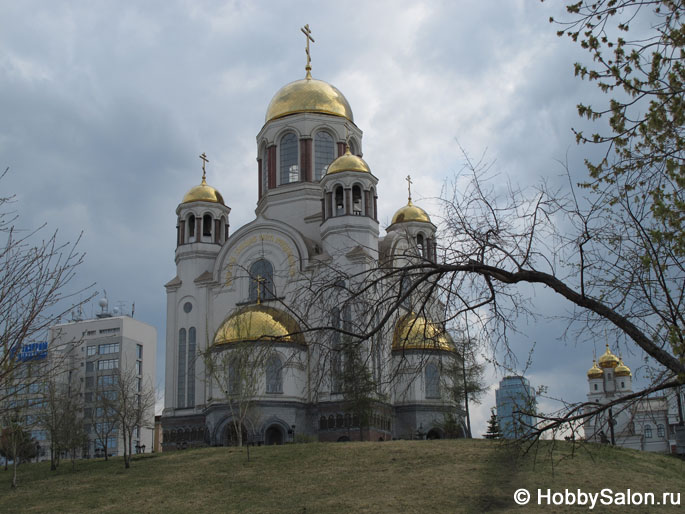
xmin=495 ymin=376 xmax=536 ymax=439
xmin=48 ymin=299 xmax=157 ymax=458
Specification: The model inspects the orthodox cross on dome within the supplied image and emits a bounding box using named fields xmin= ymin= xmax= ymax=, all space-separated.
xmin=301 ymin=24 xmax=315 ymax=79
xmin=255 ymin=275 xmax=265 ymax=305
xmin=406 ymin=175 xmax=413 ymax=203
xmin=199 ymin=152 xmax=209 ymax=183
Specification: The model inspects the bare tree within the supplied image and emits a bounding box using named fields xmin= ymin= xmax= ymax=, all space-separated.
xmin=38 ymin=376 xmax=86 ymax=471
xmin=203 ymin=341 xmax=276 ymax=448
xmin=112 ymin=366 xmax=155 ymax=469
xmin=88 ymin=372 xmax=119 ymax=461
xmin=0 ymin=168 xmax=94 ymax=406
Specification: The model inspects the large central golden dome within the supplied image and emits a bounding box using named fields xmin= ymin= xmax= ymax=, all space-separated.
xmin=265 ymin=77 xmax=354 ymax=123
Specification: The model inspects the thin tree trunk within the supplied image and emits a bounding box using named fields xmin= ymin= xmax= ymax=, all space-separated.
xmin=11 ymin=441 xmax=18 ymax=489
xmin=462 ymin=355 xmax=472 ymax=438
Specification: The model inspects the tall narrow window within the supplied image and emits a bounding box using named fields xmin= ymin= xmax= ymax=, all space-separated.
xmin=249 ymin=259 xmax=275 ymax=302
xmin=177 ymin=328 xmax=186 ymax=408
xmin=265 ymin=355 xmax=283 ymax=393
xmin=644 ymin=424 xmax=652 ymax=438
xmin=202 ymin=214 xmax=212 ymax=237
xmin=330 ymin=307 xmax=342 ymax=393
xmin=425 ymin=363 xmax=440 ymax=399
xmin=261 ymin=144 xmax=269 ymax=194
xmin=187 ymin=327 xmax=196 ymax=407
xmin=657 ymin=424 xmax=665 ymax=437
xmin=334 ymin=186 xmax=344 ymax=216
xmin=280 ymin=133 xmax=299 ymax=184
xmin=417 ymin=233 xmax=425 ymax=257
xmin=314 ymin=131 xmax=335 ymax=180
xmin=188 ymin=215 xmax=195 ymax=239
xmin=228 ymin=358 xmax=240 ymax=395
xmin=352 ymin=185 xmax=362 ymax=215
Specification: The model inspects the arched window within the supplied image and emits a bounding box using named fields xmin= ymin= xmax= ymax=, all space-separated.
xmin=330 ymin=306 xmax=342 ymax=393
xmin=336 ymin=414 xmax=344 ymax=428
xmin=177 ymin=328 xmax=186 ymax=408
xmin=352 ymin=185 xmax=362 ymax=215
xmin=644 ymin=424 xmax=652 ymax=438
xmin=400 ymin=274 xmax=411 ymax=308
xmin=202 ymin=214 xmax=212 ymax=238
xmin=187 ymin=327 xmax=196 ymax=407
xmin=425 ymin=363 xmax=440 ymax=399
xmin=188 ymin=215 xmax=195 ymax=239
xmin=417 ymin=233 xmax=426 ymax=257
xmin=657 ymin=424 xmax=665 ymax=437
xmin=265 ymin=354 xmax=283 ymax=393
xmin=319 ymin=416 xmax=327 ymax=430
xmin=334 ymin=186 xmax=345 ymax=216
xmin=261 ymin=144 xmax=269 ymax=195
xmin=328 ymin=415 xmax=335 ymax=428
xmin=280 ymin=133 xmax=299 ymax=184
xmin=228 ymin=358 xmax=240 ymax=395
xmin=249 ymin=259 xmax=275 ymax=302
xmin=314 ymin=131 xmax=335 ymax=180
xmin=348 ymin=138 xmax=358 ymax=156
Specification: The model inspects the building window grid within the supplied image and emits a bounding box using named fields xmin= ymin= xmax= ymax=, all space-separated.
xmin=98 ymin=343 xmax=119 ymax=355
xmin=98 ymin=359 xmax=119 ymax=371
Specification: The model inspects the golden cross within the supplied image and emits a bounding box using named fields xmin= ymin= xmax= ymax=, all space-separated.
xmin=199 ymin=153 xmax=209 ymax=182
xmin=301 ymin=24 xmax=315 ymax=79
xmin=406 ymin=175 xmax=413 ymax=202
xmin=255 ymin=275 xmax=265 ymax=304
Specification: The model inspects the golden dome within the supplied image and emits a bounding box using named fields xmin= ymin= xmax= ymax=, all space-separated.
xmin=265 ymin=77 xmax=354 ymax=123
xmin=587 ymin=360 xmax=603 ymax=379
xmin=615 ymin=359 xmax=632 ymax=377
xmin=182 ymin=177 xmax=225 ymax=205
xmin=214 ymin=305 xmax=304 ymax=345
xmin=392 ymin=313 xmax=453 ymax=352
xmin=391 ymin=200 xmax=432 ymax=224
xmin=326 ymin=147 xmax=370 ymax=175
xmin=598 ymin=344 xmax=620 ymax=369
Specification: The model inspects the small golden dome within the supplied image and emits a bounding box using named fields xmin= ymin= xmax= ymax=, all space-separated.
xmin=392 ymin=313 xmax=453 ymax=352
xmin=265 ymin=77 xmax=354 ymax=123
xmin=391 ymin=200 xmax=432 ymax=224
xmin=587 ymin=360 xmax=604 ymax=379
xmin=182 ymin=177 xmax=225 ymax=205
xmin=214 ymin=305 xmax=304 ymax=345
xmin=598 ymin=344 xmax=620 ymax=369
xmin=615 ymin=359 xmax=631 ymax=377
xmin=326 ymin=147 xmax=370 ymax=175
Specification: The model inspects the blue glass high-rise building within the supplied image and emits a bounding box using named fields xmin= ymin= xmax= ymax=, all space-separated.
xmin=495 ymin=376 xmax=536 ymax=438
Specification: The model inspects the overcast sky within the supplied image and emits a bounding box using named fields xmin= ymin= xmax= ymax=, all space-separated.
xmin=1 ymin=1 xmax=646 ymax=436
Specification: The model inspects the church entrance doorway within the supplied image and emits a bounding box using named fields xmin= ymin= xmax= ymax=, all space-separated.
xmin=426 ymin=429 xmax=442 ymax=440
xmin=264 ymin=425 xmax=284 ymax=445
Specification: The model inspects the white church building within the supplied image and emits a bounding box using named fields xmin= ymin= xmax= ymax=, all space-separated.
xmin=161 ymin=39 xmax=463 ymax=447
xmin=583 ymin=345 xmax=676 ymax=453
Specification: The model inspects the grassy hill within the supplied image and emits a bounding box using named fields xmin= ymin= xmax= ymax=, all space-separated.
xmin=0 ymin=439 xmax=682 ymax=513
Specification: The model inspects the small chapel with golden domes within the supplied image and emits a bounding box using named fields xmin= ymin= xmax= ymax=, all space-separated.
xmin=161 ymin=27 xmax=463 ymax=447
xmin=583 ymin=345 xmax=672 ymax=452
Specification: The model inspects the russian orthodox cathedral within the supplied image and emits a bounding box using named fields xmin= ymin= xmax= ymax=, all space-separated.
xmin=162 ymin=28 xmax=464 ymax=447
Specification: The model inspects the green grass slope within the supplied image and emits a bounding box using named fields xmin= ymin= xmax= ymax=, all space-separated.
xmin=0 ymin=440 xmax=682 ymax=513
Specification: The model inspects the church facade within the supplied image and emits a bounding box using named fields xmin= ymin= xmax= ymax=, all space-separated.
xmin=161 ymin=50 xmax=464 ymax=447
